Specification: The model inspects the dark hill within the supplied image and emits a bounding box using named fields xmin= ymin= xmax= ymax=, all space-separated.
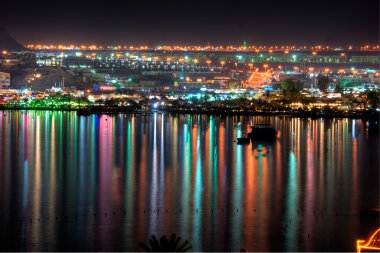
xmin=0 ymin=28 xmax=27 ymax=51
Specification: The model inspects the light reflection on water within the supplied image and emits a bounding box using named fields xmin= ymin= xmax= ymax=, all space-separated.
xmin=0 ymin=111 xmax=378 ymax=251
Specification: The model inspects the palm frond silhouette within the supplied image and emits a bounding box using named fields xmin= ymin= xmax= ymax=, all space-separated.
xmin=139 ymin=233 xmax=192 ymax=252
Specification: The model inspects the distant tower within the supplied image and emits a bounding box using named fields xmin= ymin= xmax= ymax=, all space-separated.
xmin=243 ymin=41 xmax=247 ymax=50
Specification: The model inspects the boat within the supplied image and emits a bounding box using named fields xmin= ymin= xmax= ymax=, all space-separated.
xmin=248 ymin=124 xmax=277 ymax=141
xmin=237 ymin=137 xmax=250 ymax=144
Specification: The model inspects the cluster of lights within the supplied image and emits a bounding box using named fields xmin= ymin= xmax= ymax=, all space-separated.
xmin=26 ymin=73 xmax=42 ymax=83
xmin=26 ymin=45 xmax=151 ymax=51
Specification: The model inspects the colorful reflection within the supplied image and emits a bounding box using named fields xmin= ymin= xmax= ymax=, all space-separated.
xmin=0 ymin=111 xmax=378 ymax=251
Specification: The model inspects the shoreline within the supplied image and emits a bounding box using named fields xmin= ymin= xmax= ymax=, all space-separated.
xmin=1 ymin=106 xmax=379 ymax=120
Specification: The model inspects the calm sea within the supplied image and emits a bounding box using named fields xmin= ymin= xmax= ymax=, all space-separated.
xmin=0 ymin=111 xmax=378 ymax=251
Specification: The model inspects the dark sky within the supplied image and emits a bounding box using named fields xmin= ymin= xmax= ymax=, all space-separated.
xmin=1 ymin=0 xmax=379 ymax=45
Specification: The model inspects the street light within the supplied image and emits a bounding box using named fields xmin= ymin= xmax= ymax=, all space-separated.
xmin=263 ymin=64 xmax=268 ymax=72
xmin=248 ymin=63 xmax=253 ymax=71
xmin=193 ymin=59 xmax=198 ymax=70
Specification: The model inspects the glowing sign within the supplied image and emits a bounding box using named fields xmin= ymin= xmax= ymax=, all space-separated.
xmin=99 ymin=85 xmax=116 ymax=91
xmin=357 ymin=227 xmax=380 ymax=253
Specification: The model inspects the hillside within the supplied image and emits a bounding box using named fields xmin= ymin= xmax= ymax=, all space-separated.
xmin=0 ymin=28 xmax=26 ymax=51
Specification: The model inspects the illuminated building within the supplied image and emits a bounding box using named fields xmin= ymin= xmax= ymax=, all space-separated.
xmin=0 ymin=72 xmax=10 ymax=87
xmin=0 ymin=52 xmax=35 ymax=67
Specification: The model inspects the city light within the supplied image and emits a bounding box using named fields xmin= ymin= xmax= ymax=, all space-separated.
xmin=24 ymin=44 xmax=380 ymax=52
xmin=0 ymin=1 xmax=379 ymax=252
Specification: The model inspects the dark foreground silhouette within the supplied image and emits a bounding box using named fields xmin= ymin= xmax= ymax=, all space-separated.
xmin=139 ymin=233 xmax=192 ymax=252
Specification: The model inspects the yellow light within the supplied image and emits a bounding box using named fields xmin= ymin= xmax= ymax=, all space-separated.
xmin=356 ymin=227 xmax=380 ymax=253
xmin=2 ymin=50 xmax=8 ymax=55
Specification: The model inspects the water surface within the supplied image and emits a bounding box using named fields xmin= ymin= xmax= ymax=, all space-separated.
xmin=0 ymin=111 xmax=378 ymax=251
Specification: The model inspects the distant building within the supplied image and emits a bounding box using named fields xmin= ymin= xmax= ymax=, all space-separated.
xmin=139 ymin=80 xmax=157 ymax=88
xmin=0 ymin=52 xmax=35 ymax=67
xmin=62 ymin=56 xmax=93 ymax=68
xmin=277 ymin=72 xmax=314 ymax=88
xmin=0 ymin=72 xmax=10 ymax=87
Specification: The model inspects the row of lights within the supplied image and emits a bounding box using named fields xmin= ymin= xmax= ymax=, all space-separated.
xmin=24 ymin=44 xmax=380 ymax=51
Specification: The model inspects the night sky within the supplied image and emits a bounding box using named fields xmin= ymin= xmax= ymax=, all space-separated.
xmin=1 ymin=0 xmax=379 ymax=45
